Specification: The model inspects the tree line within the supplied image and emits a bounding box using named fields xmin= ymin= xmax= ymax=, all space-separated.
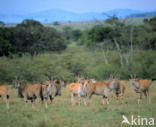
xmin=0 ymin=19 xmax=67 ymax=57
xmin=78 ymin=16 xmax=156 ymax=50
xmin=0 ymin=17 xmax=156 ymax=57
xmin=0 ymin=17 xmax=155 ymax=83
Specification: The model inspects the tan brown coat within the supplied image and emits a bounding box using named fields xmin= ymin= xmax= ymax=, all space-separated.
xmin=82 ymin=81 xmax=110 ymax=105
xmin=15 ymin=80 xmax=43 ymax=108
xmin=107 ymin=79 xmax=126 ymax=104
xmin=130 ymin=78 xmax=150 ymax=104
xmin=0 ymin=85 xmax=9 ymax=109
xmin=68 ymin=82 xmax=84 ymax=106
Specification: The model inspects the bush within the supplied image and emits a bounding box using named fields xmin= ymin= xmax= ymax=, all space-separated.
xmin=0 ymin=19 xmax=67 ymax=57
xmin=91 ymin=64 xmax=119 ymax=80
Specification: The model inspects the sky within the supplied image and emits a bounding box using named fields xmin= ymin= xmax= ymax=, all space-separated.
xmin=0 ymin=0 xmax=156 ymax=14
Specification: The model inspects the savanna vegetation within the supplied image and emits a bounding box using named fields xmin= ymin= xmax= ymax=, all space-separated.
xmin=0 ymin=16 xmax=155 ymax=84
xmin=0 ymin=15 xmax=156 ymax=127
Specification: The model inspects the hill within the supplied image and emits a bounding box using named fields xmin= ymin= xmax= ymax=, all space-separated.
xmin=127 ymin=11 xmax=156 ymax=18
xmin=0 ymin=8 xmax=147 ymax=24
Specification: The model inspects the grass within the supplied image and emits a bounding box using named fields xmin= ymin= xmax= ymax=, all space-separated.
xmin=0 ymin=81 xmax=156 ymax=127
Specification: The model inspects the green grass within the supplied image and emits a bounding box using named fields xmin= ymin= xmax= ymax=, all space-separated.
xmin=0 ymin=82 xmax=156 ymax=127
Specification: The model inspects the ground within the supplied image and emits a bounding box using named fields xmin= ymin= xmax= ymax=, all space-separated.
xmin=0 ymin=81 xmax=156 ymax=127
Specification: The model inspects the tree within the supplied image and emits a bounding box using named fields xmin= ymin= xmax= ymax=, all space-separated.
xmin=13 ymin=20 xmax=44 ymax=55
xmin=62 ymin=26 xmax=73 ymax=40
xmin=0 ymin=27 xmax=15 ymax=56
xmin=72 ymin=29 xmax=82 ymax=41
xmin=0 ymin=38 xmax=12 ymax=56
xmin=53 ymin=21 xmax=60 ymax=25
xmin=136 ymin=16 xmax=156 ymax=50
xmin=0 ymin=21 xmax=5 ymax=27
xmin=10 ymin=19 xmax=67 ymax=56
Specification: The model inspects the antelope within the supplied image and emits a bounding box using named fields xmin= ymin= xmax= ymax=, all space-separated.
xmin=41 ymin=78 xmax=64 ymax=108
xmin=15 ymin=78 xmax=43 ymax=108
xmin=67 ymin=77 xmax=86 ymax=106
xmin=107 ymin=76 xmax=126 ymax=104
xmin=0 ymin=85 xmax=9 ymax=109
xmin=68 ymin=82 xmax=84 ymax=106
xmin=130 ymin=75 xmax=151 ymax=104
xmin=82 ymin=80 xmax=110 ymax=105
xmin=41 ymin=83 xmax=50 ymax=108
xmin=47 ymin=79 xmax=63 ymax=99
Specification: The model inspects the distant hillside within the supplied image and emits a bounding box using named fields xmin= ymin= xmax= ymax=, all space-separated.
xmin=106 ymin=8 xmax=142 ymax=18
xmin=0 ymin=8 xmax=154 ymax=24
xmin=127 ymin=11 xmax=156 ymax=18
xmin=0 ymin=9 xmax=105 ymax=23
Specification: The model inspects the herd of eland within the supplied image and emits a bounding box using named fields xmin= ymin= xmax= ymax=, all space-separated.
xmin=0 ymin=74 xmax=152 ymax=109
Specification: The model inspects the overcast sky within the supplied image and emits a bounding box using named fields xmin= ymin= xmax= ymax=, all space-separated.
xmin=0 ymin=0 xmax=156 ymax=14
